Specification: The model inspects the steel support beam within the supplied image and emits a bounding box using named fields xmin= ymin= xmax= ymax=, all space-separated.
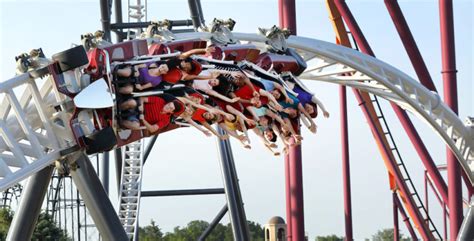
xmin=332 ymin=2 xmax=438 ymax=239
xmin=278 ymin=2 xmax=304 ymax=240
xmin=198 ymin=204 xmax=229 ymax=241
xmin=143 ymin=135 xmax=159 ymax=165
xmin=439 ymin=1 xmax=463 ymax=239
xmin=101 ymin=152 xmax=109 ymax=194
xmin=288 ymin=137 xmax=305 ymax=241
xmin=113 ymin=0 xmax=124 ymax=42
xmin=188 ymin=0 xmax=203 ymax=29
xmin=278 ymin=0 xmax=297 ymax=35
xmin=141 ymin=188 xmax=225 ymax=197
xmin=393 ymin=192 xmax=399 ymax=241
xmin=70 ymin=154 xmax=128 ymax=241
xmin=111 ymin=20 xmax=193 ymax=30
xmin=99 ymin=0 xmax=112 ymax=42
xmin=284 ymin=155 xmax=293 ymax=241
xmin=340 ymin=85 xmax=353 ymax=241
xmin=384 ymin=0 xmax=451 ymax=205
xmin=332 ymin=0 xmax=448 ymax=205
xmin=384 ymin=0 xmax=437 ymax=92
xmin=7 ymin=166 xmax=54 ymax=241
xmin=115 ymin=148 xmax=123 ymax=194
xmin=216 ymin=127 xmax=250 ymax=241
xmin=351 ymin=89 xmax=433 ymax=239
xmin=393 ymin=193 xmax=418 ymax=240
xmin=457 ymin=199 xmax=473 ymax=241
xmin=195 ymin=0 xmax=205 ymax=26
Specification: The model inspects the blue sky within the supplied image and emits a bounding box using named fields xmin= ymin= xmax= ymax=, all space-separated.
xmin=1 ymin=0 xmax=472 ymax=240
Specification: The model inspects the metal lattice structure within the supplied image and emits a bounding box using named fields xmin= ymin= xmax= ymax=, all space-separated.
xmin=117 ymin=140 xmax=144 ymax=239
xmin=0 ymin=0 xmax=472 ymax=241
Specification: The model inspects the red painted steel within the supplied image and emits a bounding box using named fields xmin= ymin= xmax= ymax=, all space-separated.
xmin=340 ymin=85 xmax=353 ymax=241
xmin=393 ymin=193 xmax=419 ymax=240
xmin=384 ymin=0 xmax=449 ymax=205
xmin=284 ymin=155 xmax=293 ymax=241
xmin=279 ymin=0 xmax=297 ymax=35
xmin=392 ymin=106 xmax=448 ymax=204
xmin=288 ymin=138 xmax=305 ymax=241
xmin=279 ymin=1 xmax=305 ymax=240
xmin=349 ymin=88 xmax=433 ymax=240
xmin=384 ymin=0 xmax=437 ymax=92
xmin=439 ymin=0 xmax=463 ymax=239
xmin=333 ymin=1 xmax=441 ymax=238
xmin=393 ymin=192 xmax=400 ymax=241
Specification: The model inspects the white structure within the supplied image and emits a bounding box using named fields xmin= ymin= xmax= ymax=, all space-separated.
xmin=264 ymin=216 xmax=287 ymax=241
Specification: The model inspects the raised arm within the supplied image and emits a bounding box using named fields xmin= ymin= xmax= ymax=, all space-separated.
xmin=203 ymin=89 xmax=240 ymax=103
xmin=259 ymin=89 xmax=283 ymax=110
xmin=202 ymin=122 xmax=228 ymax=140
xmin=311 ymin=95 xmax=330 ymax=118
xmin=182 ymin=117 xmax=212 ymax=137
xmin=179 ymin=48 xmax=208 ymax=59
xmin=297 ymin=103 xmax=317 ymax=133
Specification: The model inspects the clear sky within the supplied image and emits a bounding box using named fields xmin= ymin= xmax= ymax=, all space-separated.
xmin=0 ymin=0 xmax=472 ymax=240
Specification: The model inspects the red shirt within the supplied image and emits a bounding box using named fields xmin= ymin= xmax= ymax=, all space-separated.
xmin=192 ymin=108 xmax=207 ymax=122
xmin=162 ymin=68 xmax=183 ymax=84
xmin=144 ymin=96 xmax=172 ymax=129
xmin=188 ymin=60 xmax=203 ymax=75
xmin=233 ymin=84 xmax=269 ymax=108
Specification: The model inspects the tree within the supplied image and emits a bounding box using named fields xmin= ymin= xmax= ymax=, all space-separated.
xmin=139 ymin=219 xmax=164 ymax=241
xmin=315 ymin=234 xmax=343 ymax=241
xmin=32 ymin=212 xmax=70 ymax=241
xmin=372 ymin=228 xmax=411 ymax=241
xmin=0 ymin=208 xmax=13 ymax=240
xmin=247 ymin=221 xmax=265 ymax=241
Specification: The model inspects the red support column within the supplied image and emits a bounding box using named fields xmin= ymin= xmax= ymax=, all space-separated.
xmin=393 ymin=193 xmax=419 ymax=240
xmin=278 ymin=0 xmax=286 ymax=30
xmin=279 ymin=1 xmax=304 ymax=240
xmin=393 ymin=192 xmax=399 ymax=241
xmin=439 ymin=0 xmax=463 ymax=239
xmin=384 ymin=0 xmax=437 ymax=92
xmin=340 ymin=86 xmax=353 ymax=241
xmin=278 ymin=0 xmax=297 ymax=35
xmin=331 ymin=4 xmax=449 ymax=206
xmin=288 ymin=138 xmax=305 ymax=241
xmin=284 ymin=155 xmax=293 ymax=241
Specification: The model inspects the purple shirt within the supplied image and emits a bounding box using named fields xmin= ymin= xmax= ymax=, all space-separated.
xmin=138 ymin=62 xmax=163 ymax=87
xmin=293 ymin=85 xmax=313 ymax=105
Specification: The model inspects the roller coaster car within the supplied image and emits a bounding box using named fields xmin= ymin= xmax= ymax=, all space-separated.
xmin=78 ymin=39 xmax=182 ymax=154
xmin=210 ymin=44 xmax=261 ymax=63
xmin=45 ymin=40 xmax=166 ymax=155
xmin=148 ymin=38 xmax=207 ymax=55
xmin=254 ymin=48 xmax=307 ymax=75
xmin=85 ymin=39 xmax=149 ymax=80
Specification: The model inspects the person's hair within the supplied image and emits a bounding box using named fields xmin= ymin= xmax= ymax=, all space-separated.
xmin=165 ymin=57 xmax=181 ymax=69
xmin=182 ymin=57 xmax=196 ymax=72
xmin=266 ymin=129 xmax=277 ymax=142
xmin=274 ymin=89 xmax=285 ymax=102
xmin=171 ymin=100 xmax=183 ymax=114
xmin=262 ymin=115 xmax=273 ymax=126
xmin=308 ymin=103 xmax=318 ymax=118
xmin=213 ymin=75 xmax=232 ymax=95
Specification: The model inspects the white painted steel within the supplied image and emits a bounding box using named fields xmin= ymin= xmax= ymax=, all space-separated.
xmin=0 ymin=73 xmax=75 ymax=191
xmin=172 ymin=31 xmax=474 ymax=185
xmin=117 ymin=140 xmax=144 ymax=240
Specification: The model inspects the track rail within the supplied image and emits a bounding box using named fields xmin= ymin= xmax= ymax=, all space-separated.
xmin=0 ymin=72 xmax=75 ymax=191
xmin=172 ymin=31 xmax=474 ymax=186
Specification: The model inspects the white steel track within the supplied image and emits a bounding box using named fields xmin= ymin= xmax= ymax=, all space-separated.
xmin=173 ymin=31 xmax=474 ymax=185
xmin=0 ymin=73 xmax=75 ymax=191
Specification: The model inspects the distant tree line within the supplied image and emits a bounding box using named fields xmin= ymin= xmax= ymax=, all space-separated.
xmin=139 ymin=220 xmax=265 ymax=241
xmin=0 ymin=208 xmax=70 ymax=241
xmin=315 ymin=228 xmax=412 ymax=241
